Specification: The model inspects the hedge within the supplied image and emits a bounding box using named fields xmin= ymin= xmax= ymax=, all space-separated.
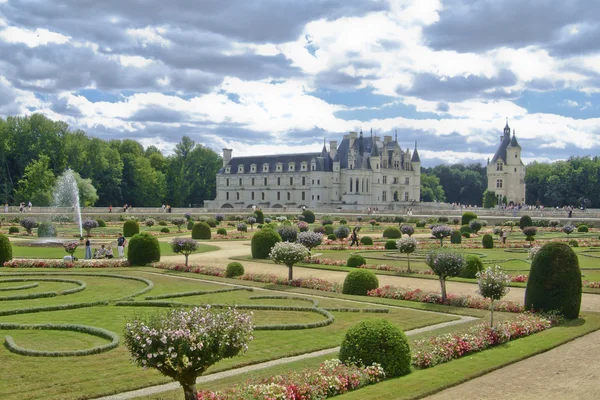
xmin=0 ymin=278 xmax=86 ymax=301
xmin=144 ymin=287 xmax=253 ymax=300
xmin=0 ymin=283 xmax=39 ymax=291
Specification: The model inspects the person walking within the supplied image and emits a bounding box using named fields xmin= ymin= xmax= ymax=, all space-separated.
xmin=350 ymin=227 xmax=360 ymax=247
xmin=117 ymin=233 xmax=126 ymax=258
xmin=85 ymin=238 xmax=92 ymax=259
xmin=3 ymin=203 xmax=7 ymax=213
xmin=502 ymin=230 xmax=508 ymax=245
xmin=109 ymin=205 xmax=112 ymax=213
xmin=28 ymin=201 xmax=32 ymax=211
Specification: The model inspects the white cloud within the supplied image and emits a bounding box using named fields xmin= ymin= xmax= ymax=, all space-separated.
xmin=562 ymin=99 xmax=578 ymax=107
xmin=0 ymin=26 xmax=70 ymax=47
xmin=126 ymin=26 xmax=170 ymax=47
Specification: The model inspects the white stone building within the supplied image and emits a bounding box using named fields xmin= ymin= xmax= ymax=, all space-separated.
xmin=205 ymin=131 xmax=421 ymax=210
xmin=487 ymin=121 xmax=526 ymax=205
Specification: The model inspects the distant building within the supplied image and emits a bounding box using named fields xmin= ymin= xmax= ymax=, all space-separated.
xmin=205 ymin=131 xmax=421 ymax=210
xmin=487 ymin=121 xmax=526 ymax=205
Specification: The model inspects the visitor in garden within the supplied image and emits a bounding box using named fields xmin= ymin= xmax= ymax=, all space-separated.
xmin=96 ymin=245 xmax=107 ymax=258
xmin=350 ymin=227 xmax=360 ymax=247
xmin=108 ymin=205 xmax=112 ymax=213
xmin=85 ymin=238 xmax=92 ymax=259
xmin=3 ymin=203 xmax=7 ymax=213
xmin=117 ymin=233 xmax=126 ymax=257
xmin=106 ymin=247 xmax=114 ymax=259
xmin=502 ymin=230 xmax=508 ymax=245
xmin=28 ymin=201 xmax=32 ymax=211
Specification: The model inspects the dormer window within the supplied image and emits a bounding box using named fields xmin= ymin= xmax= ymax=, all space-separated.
xmin=276 ymin=163 xmax=283 ymax=172
xmin=496 ymin=162 xmax=503 ymax=171
xmin=288 ymin=162 xmax=295 ymax=171
xmin=263 ymin=163 xmax=269 ymax=172
xmin=238 ymin=164 xmax=244 ymax=173
xmin=225 ymin=166 xmax=231 ymax=173
xmin=250 ymin=164 xmax=256 ymax=173
xmin=301 ymin=162 xmax=307 ymax=171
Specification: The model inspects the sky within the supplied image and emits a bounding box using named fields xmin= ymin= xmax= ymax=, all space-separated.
xmin=0 ymin=0 xmax=599 ymax=167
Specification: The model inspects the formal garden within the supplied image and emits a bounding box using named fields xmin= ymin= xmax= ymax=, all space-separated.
xmin=0 ymin=208 xmax=599 ymax=400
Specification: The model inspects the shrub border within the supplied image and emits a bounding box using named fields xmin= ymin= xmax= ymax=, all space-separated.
xmin=0 ymin=278 xmax=86 ymax=301
xmin=145 ymin=287 xmax=253 ymax=300
xmin=0 ymin=282 xmax=39 ymax=291
xmin=249 ymin=295 xmax=318 ymax=307
xmin=0 ymin=301 xmax=109 ymax=317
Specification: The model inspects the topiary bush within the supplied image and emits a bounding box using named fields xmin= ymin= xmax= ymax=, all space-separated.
xmin=191 ymin=222 xmax=211 ymax=240
xmin=360 ymin=236 xmax=373 ymax=245
xmin=20 ymin=218 xmax=38 ymax=235
xmin=251 ymin=229 xmax=282 ymax=259
xmin=400 ymin=224 xmax=414 ymax=237
xmin=519 ymin=215 xmax=533 ymax=230
xmin=334 ymin=225 xmax=350 ymax=240
xmin=96 ymin=218 xmax=106 ymax=228
xmin=450 ymin=229 xmax=462 ymax=244
xmin=382 ymin=226 xmax=401 ymax=239
xmin=482 ymin=233 xmax=494 ymax=249
xmin=469 ymin=219 xmax=482 ymax=233
xmin=342 ymin=269 xmax=379 ymax=296
xmin=339 ymin=319 xmax=411 ymax=378
xmin=525 ymin=242 xmax=582 ymax=319
xmin=8 ymin=226 xmax=19 ymax=234
xmin=384 ymin=239 xmax=397 ymax=249
xmin=123 ymin=220 xmax=140 ymax=238
xmin=160 ymin=227 xmax=170 ymax=233
xmin=327 ymin=233 xmax=337 ymax=241
xmin=216 ymin=228 xmax=227 ymax=235
xmin=415 ymin=220 xmax=426 ymax=228
xmin=254 ymin=209 xmax=264 ymax=224
xmin=37 ymin=222 xmax=57 ymax=238
xmin=463 ymin=232 xmax=471 ymax=238
xmin=225 ymin=262 xmax=245 ymax=278
xmin=158 ymin=220 xmax=168 ymax=226
xmin=302 ymin=209 xmax=315 ymax=224
xmin=0 ymin=234 xmax=13 ymax=265
xmin=577 ymin=225 xmax=588 ymax=233
xmin=127 ymin=232 xmax=161 ymax=266
xmin=459 ymin=225 xmax=473 ymax=234
xmin=324 ymin=225 xmax=334 ymax=235
xmin=187 ymin=220 xmax=195 ymax=231
xmin=460 ymin=254 xmax=484 ymax=278
xmin=461 ymin=212 xmax=478 ymax=226
xmin=347 ymin=254 xmax=367 ymax=268
xmin=276 ymin=225 xmax=298 ymax=242
xmin=568 ymin=239 xmax=579 ymax=247
xmin=205 ymin=218 xmax=218 ymax=228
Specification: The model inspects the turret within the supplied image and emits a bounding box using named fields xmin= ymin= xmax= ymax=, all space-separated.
xmin=370 ymin=136 xmax=380 ymax=170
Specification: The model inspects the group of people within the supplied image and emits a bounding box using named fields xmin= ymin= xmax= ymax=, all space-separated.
xmin=161 ymin=204 xmax=173 ymax=213
xmin=84 ymin=233 xmax=127 ymax=259
xmin=17 ymin=202 xmax=32 ymax=213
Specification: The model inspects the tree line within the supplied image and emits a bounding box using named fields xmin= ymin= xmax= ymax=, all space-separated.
xmin=0 ymin=114 xmax=222 ymax=207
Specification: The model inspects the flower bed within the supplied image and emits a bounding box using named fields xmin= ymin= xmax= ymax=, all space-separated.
xmin=197 ymin=358 xmax=385 ymax=399
xmin=584 ymin=280 xmax=600 ymax=289
xmin=412 ymin=313 xmax=560 ymax=369
xmin=2 ymin=259 xmax=131 ymax=268
xmin=152 ymin=262 xmax=225 ymax=277
xmin=368 ymin=285 xmax=524 ymax=313
xmin=510 ymin=274 xmax=528 ymax=283
xmin=240 ymin=273 xmax=342 ymax=293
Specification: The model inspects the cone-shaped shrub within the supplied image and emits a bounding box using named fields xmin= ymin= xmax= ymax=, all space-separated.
xmin=127 ymin=232 xmax=161 ymax=266
xmin=192 ymin=222 xmax=211 ymax=240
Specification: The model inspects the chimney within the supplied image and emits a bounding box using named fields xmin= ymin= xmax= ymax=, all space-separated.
xmin=329 ymin=140 xmax=337 ymax=160
xmin=384 ymin=135 xmax=392 ymax=144
xmin=349 ymin=131 xmax=357 ymax=148
xmin=222 ymin=148 xmax=232 ymax=168
xmin=374 ymin=135 xmax=380 ymax=143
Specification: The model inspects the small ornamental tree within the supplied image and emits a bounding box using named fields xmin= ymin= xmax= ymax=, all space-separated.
xmin=468 ymin=219 xmax=482 ymax=233
xmin=215 ymin=214 xmax=225 ymax=223
xmin=400 ymin=224 xmax=414 ymax=237
xmin=431 ymin=225 xmax=452 ymax=247
xmin=277 ymin=225 xmax=298 ymax=242
xmin=171 ymin=217 xmax=186 ymax=233
xmin=145 ymin=218 xmax=156 ymax=227
xmin=82 ymin=219 xmax=99 ymax=237
xmin=297 ymin=221 xmax=309 ymax=232
xmin=269 ymin=241 xmax=310 ymax=281
xmin=237 ymin=223 xmax=248 ymax=233
xmin=63 ymin=241 xmax=78 ymax=259
xmin=562 ymin=224 xmax=575 ymax=236
xmin=247 ymin=217 xmax=256 ymax=230
xmin=301 ymin=209 xmax=315 ymax=223
xmin=397 ymin=237 xmax=417 ymax=272
xmin=20 ymin=218 xmax=38 ymax=235
xmin=335 ymin=225 xmax=350 ymax=241
xmin=425 ymin=250 xmax=465 ymax=302
xmin=370 ymin=219 xmax=377 ymax=230
xmin=171 ymin=238 xmax=199 ymax=266
xmin=522 ymin=226 xmax=537 ymax=246
xmin=477 ymin=265 xmax=511 ymax=326
xmin=124 ymin=306 xmax=253 ymax=400
xmin=296 ymin=231 xmax=323 ymax=257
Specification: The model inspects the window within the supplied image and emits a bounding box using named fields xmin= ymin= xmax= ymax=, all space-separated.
xmin=226 ymin=192 xmax=229 ymax=200
xmin=302 ymin=177 xmax=306 ymax=185
xmin=289 ymin=177 xmax=293 ymax=185
xmin=311 ymin=165 xmax=315 ymax=171
xmin=383 ymin=176 xmax=387 ymax=184
xmin=225 ymin=166 xmax=231 ymax=173
xmin=301 ymin=162 xmax=307 ymax=171
xmin=312 ymin=195 xmax=314 ymax=200
xmin=251 ymin=192 xmax=255 ymax=200
xmin=238 ymin=165 xmax=244 ymax=173
xmin=514 ymin=168 xmax=517 ymax=172
xmin=226 ymin=178 xmax=230 ymax=187
xmin=277 ymin=177 xmax=281 ymax=186
xmin=515 ymin=153 xmax=518 ymax=158
xmin=405 ymin=177 xmax=409 ymax=185
xmin=277 ymin=192 xmax=281 ymax=201
xmin=350 ymin=178 xmax=353 ymax=192
xmin=312 ymin=179 xmax=314 ymax=185
xmin=264 ymin=177 xmax=268 ymax=186
xmin=252 ymin=178 xmax=255 ymax=186
xmin=250 ymin=164 xmax=256 ymax=173
xmin=263 ymin=164 xmax=269 ymax=172
xmin=317 ymin=180 xmax=320 ymax=185
xmin=404 ymin=192 xmax=409 ymax=201
xmin=302 ymin=192 xmax=305 ymax=200
xmin=287 ymin=192 xmax=291 ymax=201
xmin=382 ymin=191 xmax=387 ymax=201
xmin=288 ymin=162 xmax=295 ymax=171
xmin=496 ymin=162 xmax=503 ymax=171
xmin=496 ymin=179 xmax=503 ymax=188
xmin=261 ymin=192 xmax=265 ymax=200
xmin=239 ymin=178 xmax=242 ymax=186
xmin=276 ymin=163 xmax=282 ymax=172
xmin=355 ymin=178 xmax=359 ymax=193
xmin=317 ymin=195 xmax=320 ymax=200
xmin=236 ymin=192 xmax=240 ymax=200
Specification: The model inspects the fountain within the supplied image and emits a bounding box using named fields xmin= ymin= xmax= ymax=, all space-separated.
xmin=53 ymin=169 xmax=83 ymax=239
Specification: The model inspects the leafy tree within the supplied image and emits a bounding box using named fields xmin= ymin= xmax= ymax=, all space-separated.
xmin=82 ymin=220 xmax=99 ymax=237
xmin=269 ymin=241 xmax=310 ymax=280
xmin=425 ymin=250 xmax=464 ymax=302
xmin=420 ymin=173 xmax=446 ymax=202
xmin=14 ymin=155 xmax=56 ymax=206
xmin=431 ymin=225 xmax=452 ymax=247
xmin=171 ymin=238 xmax=199 ymax=266
xmin=477 ymin=265 xmax=511 ymax=326
xmin=397 ymin=237 xmax=417 ymax=272
xmin=482 ymin=190 xmax=497 ymax=208
xmin=171 ymin=218 xmax=186 ymax=232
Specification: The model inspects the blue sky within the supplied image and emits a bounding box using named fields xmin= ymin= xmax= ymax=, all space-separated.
xmin=0 ymin=0 xmax=599 ymax=167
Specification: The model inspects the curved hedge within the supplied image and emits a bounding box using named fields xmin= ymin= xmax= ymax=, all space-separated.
xmin=382 ymin=226 xmax=401 ymax=239
xmin=0 ymin=234 xmax=12 ymax=265
xmin=251 ymin=229 xmax=282 ymax=259
xmin=525 ymin=242 xmax=582 ymax=319
xmin=127 ymin=232 xmax=161 ymax=266
xmin=191 ymin=222 xmax=212 ymax=240
xmin=123 ymin=220 xmax=140 ymax=238
xmin=339 ymin=319 xmax=411 ymax=378
xmin=0 ymin=278 xmax=86 ymax=300
xmin=347 ymin=254 xmax=367 ymax=268
xmin=342 ymin=269 xmax=379 ymax=296
xmin=225 ymin=262 xmax=245 ymax=278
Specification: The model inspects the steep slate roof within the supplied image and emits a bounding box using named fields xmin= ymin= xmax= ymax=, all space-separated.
xmin=218 ymin=152 xmax=332 ymax=174
xmin=411 ymin=141 xmax=420 ymax=162
xmin=510 ymin=131 xmax=520 ymax=148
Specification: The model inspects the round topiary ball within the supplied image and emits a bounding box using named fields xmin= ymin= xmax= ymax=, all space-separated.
xmin=525 ymin=242 xmax=582 ymax=319
xmin=8 ymin=226 xmax=19 ymax=234
xmin=342 ymin=269 xmax=379 ymax=296
xmin=160 ymin=227 xmax=170 ymax=233
xmin=302 ymin=209 xmax=315 ymax=224
xmin=459 ymin=225 xmax=473 ymax=234
xmin=127 ymin=232 xmax=161 ymax=266
xmin=123 ymin=220 xmax=140 ymax=238
xmin=382 ymin=226 xmax=401 ymax=239
xmin=37 ymin=222 xmax=57 ymax=238
xmin=225 ymin=262 xmax=245 ymax=278
xmin=324 ymin=225 xmax=334 ymax=235
xmin=450 ymin=229 xmax=462 ymax=244
xmin=0 ymin=234 xmax=13 ymax=265
xmin=216 ymin=228 xmax=227 ymax=235
xmin=384 ymin=239 xmax=397 ymax=250
xmin=568 ymin=239 xmax=579 ymax=247
xmin=519 ymin=215 xmax=533 ymax=230
xmin=577 ymin=225 xmax=588 ymax=233
xmin=191 ymin=222 xmax=212 ymax=240
xmin=360 ymin=236 xmax=373 ymax=245
xmin=347 ymin=254 xmax=367 ymax=268
xmin=327 ymin=233 xmax=337 ymax=240
xmin=251 ymin=228 xmax=281 ymax=259
xmin=461 ymin=212 xmax=478 ymax=226
xmin=460 ymin=254 xmax=483 ymax=278
xmin=339 ymin=319 xmax=411 ymax=378
xmin=482 ymin=233 xmax=494 ymax=249
xmin=96 ymin=218 xmax=106 ymax=228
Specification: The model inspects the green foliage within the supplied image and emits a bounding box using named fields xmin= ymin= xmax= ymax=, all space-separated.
xmin=191 ymin=222 xmax=212 ymax=240
xmin=158 ymin=220 xmax=168 ymax=226
xmin=339 ymin=319 xmax=411 ymax=378
xmin=302 ymin=209 xmax=315 ymax=223
xmin=324 ymin=225 xmax=334 ymax=235
xmin=127 ymin=232 xmax=161 ymax=266
xmin=123 ymin=220 xmax=140 ymax=238
xmin=205 ymin=218 xmax=218 ymax=228
xmin=160 ymin=227 xmax=170 ymax=233
xmin=187 ymin=220 xmax=195 ymax=230
xmin=482 ymin=190 xmax=497 ymax=208
xmin=382 ymin=226 xmax=401 ymax=239
xmin=577 ymin=225 xmax=589 ymax=232
xmin=426 ymin=164 xmax=486 ymax=206
xmin=568 ymin=239 xmax=579 ymax=247
xmin=519 ymin=215 xmax=533 ymax=230
xmin=251 ymin=229 xmax=281 ymax=259
xmin=460 ymin=255 xmax=484 ymax=278
xmin=0 ymin=234 xmax=13 ymax=265
xmin=342 ymin=269 xmax=379 ymax=296
xmin=525 ymin=242 xmax=582 ymax=319
xmin=420 ymin=173 xmax=446 ymax=202
xmin=225 ymin=262 xmax=245 ymax=278
xmin=415 ymin=220 xmax=426 ymax=228
xmin=327 ymin=234 xmax=337 ymax=240
xmin=216 ymin=228 xmax=227 ymax=235
xmin=8 ymin=226 xmax=19 ymax=234
xmin=360 ymin=236 xmax=373 ymax=245
xmin=461 ymin=212 xmax=478 ymax=226
xmin=254 ymin=209 xmax=264 ymax=224
xmin=450 ymin=229 xmax=462 ymax=244
xmin=469 ymin=219 xmax=482 ymax=233
xmin=96 ymin=218 xmax=106 ymax=228
xmin=459 ymin=225 xmax=473 ymax=234
xmin=14 ymin=155 xmax=56 ymax=206
xmin=384 ymin=240 xmax=397 ymax=249
xmin=37 ymin=222 xmax=57 ymax=238
xmin=347 ymin=254 xmax=367 ymax=268
xmin=462 ymin=232 xmax=471 ymax=238
xmin=482 ymin=233 xmax=494 ymax=249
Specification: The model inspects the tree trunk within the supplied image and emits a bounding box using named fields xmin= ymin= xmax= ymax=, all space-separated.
xmin=490 ymin=299 xmax=494 ymax=327
xmin=185 ymin=254 xmax=189 ymax=266
xmin=406 ymin=253 xmax=411 ymax=273
xmin=288 ymin=265 xmax=293 ymax=281
xmin=181 ymin=382 xmax=197 ymax=400
xmin=439 ymin=277 xmax=447 ymax=303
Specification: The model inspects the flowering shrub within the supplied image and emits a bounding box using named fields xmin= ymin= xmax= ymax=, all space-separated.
xmin=63 ymin=241 xmax=79 ymax=258
xmin=237 ymin=223 xmax=247 ymax=233
xmin=431 ymin=225 xmax=452 ymax=246
xmin=269 ymin=242 xmax=310 ymax=280
xmin=425 ymin=250 xmax=464 ymax=302
xmin=397 ymin=237 xmax=417 ymax=272
xmin=528 ymin=245 xmax=541 ymax=261
xmin=412 ymin=313 xmax=560 ymax=369
xmin=82 ymin=219 xmax=99 ymax=236
xmin=522 ymin=226 xmax=537 ymax=243
xmin=145 ymin=218 xmax=156 ymax=227
xmin=3 ymin=259 xmax=131 ymax=268
xmin=247 ymin=217 xmax=257 ymax=229
xmin=400 ymin=224 xmax=414 ymax=237
xmin=170 ymin=238 xmax=199 ymax=266
xmin=276 ymin=225 xmax=298 ymax=242
xmin=296 ymin=231 xmax=322 ymax=252
xmin=511 ymin=274 xmax=528 ymax=283
xmin=477 ymin=265 xmax=511 ymax=325
xmin=240 ymin=273 xmax=342 ymax=292
xmin=20 ymin=218 xmax=38 ymax=235
xmin=171 ymin=217 xmax=186 ymax=232
xmin=197 ymin=359 xmax=385 ymax=399
xmin=296 ymin=221 xmax=309 ymax=232
xmin=276 ymin=216 xmax=287 ymax=222
xmin=184 ymin=212 xmax=192 ymax=221
xmin=367 ymin=285 xmax=523 ymax=312
xmin=124 ymin=306 xmax=253 ymax=400
xmin=562 ymin=224 xmax=575 ymax=235
xmin=335 ymin=225 xmax=350 ymax=240
xmin=152 ymin=263 xmax=225 ymax=277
